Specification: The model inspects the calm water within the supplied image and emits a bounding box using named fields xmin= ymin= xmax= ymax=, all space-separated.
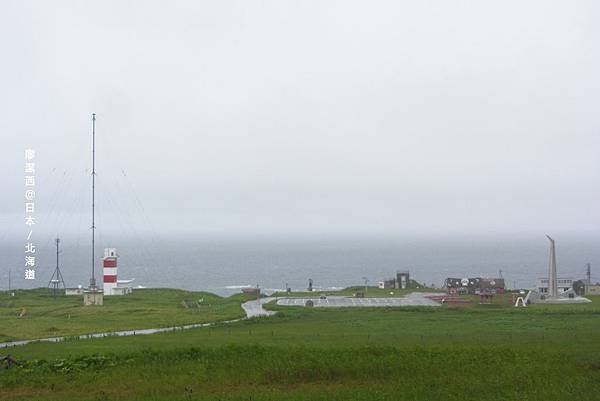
xmin=1 ymin=234 xmax=598 ymax=295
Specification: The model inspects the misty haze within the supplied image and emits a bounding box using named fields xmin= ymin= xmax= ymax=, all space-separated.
xmin=1 ymin=1 xmax=599 ymax=291
xmin=1 ymin=3 xmax=599 ymax=400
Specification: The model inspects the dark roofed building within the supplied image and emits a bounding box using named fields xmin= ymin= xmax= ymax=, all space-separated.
xmin=445 ymin=277 xmax=504 ymax=295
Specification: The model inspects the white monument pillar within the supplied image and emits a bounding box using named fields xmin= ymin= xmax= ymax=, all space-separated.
xmin=546 ymin=235 xmax=558 ymax=298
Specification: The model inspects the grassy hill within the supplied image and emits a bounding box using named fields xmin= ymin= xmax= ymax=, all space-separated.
xmin=0 ymin=288 xmax=251 ymax=342
xmin=1 ymin=292 xmax=599 ymax=400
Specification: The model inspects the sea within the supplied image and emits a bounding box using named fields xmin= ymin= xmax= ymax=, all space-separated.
xmin=1 ymin=234 xmax=598 ymax=296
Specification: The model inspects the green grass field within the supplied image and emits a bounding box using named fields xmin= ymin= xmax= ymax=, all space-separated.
xmin=1 ymin=289 xmax=599 ymax=401
xmin=0 ymin=288 xmax=251 ymax=342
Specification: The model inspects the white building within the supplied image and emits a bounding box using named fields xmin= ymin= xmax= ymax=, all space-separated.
xmin=536 ymin=277 xmax=574 ymax=294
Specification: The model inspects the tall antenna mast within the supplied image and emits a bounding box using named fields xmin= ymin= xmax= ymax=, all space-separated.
xmin=587 ymin=263 xmax=592 ymax=285
xmin=90 ymin=113 xmax=97 ymax=289
xmin=48 ymin=237 xmax=66 ymax=296
xmin=82 ymin=113 xmax=104 ymax=305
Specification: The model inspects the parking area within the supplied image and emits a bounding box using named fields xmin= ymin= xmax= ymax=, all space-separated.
xmin=276 ymin=292 xmax=441 ymax=307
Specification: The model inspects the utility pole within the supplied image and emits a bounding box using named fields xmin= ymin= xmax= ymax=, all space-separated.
xmin=362 ymin=276 xmax=368 ymax=294
xmin=8 ymin=269 xmax=11 ymax=292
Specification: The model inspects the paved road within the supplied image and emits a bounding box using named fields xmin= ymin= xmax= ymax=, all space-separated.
xmin=241 ymin=297 xmax=276 ymax=317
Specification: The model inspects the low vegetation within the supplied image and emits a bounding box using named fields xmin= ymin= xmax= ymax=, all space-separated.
xmin=3 ymin=344 xmax=599 ymax=401
xmin=1 ymin=292 xmax=599 ymax=400
xmin=0 ymin=288 xmax=250 ymax=342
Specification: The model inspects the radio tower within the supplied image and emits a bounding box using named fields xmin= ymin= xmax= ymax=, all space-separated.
xmin=587 ymin=263 xmax=592 ymax=285
xmin=83 ymin=113 xmax=103 ymax=305
xmin=90 ymin=112 xmax=97 ymax=290
xmin=48 ymin=237 xmax=66 ymax=296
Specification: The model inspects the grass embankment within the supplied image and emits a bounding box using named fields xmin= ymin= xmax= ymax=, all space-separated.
xmin=1 ymin=295 xmax=599 ymax=400
xmin=0 ymin=288 xmax=250 ymax=342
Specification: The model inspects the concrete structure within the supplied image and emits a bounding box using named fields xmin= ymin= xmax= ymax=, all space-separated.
xmin=378 ymin=279 xmax=396 ymax=289
xmin=83 ymin=290 xmax=104 ymax=306
xmin=514 ymin=296 xmax=527 ymax=307
xmin=277 ymin=293 xmax=441 ymax=307
xmin=535 ymin=277 xmax=574 ymax=294
xmin=112 ymin=284 xmax=133 ymax=296
xmin=379 ymin=271 xmax=413 ymax=290
xmin=65 ymin=286 xmax=84 ymax=296
xmin=547 ymin=235 xmax=558 ymax=298
xmin=241 ymin=297 xmax=276 ymax=317
xmin=397 ymin=271 xmax=410 ymax=289
xmin=527 ymin=236 xmax=591 ymax=304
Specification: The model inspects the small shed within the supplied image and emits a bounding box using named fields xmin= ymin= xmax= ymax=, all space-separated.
xmin=65 ymin=287 xmax=84 ymax=296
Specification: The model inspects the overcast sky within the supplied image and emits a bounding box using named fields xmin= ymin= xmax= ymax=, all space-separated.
xmin=1 ymin=0 xmax=599 ymax=239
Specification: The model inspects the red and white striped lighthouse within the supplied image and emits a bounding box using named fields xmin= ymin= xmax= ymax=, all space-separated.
xmin=103 ymin=248 xmax=118 ymax=295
